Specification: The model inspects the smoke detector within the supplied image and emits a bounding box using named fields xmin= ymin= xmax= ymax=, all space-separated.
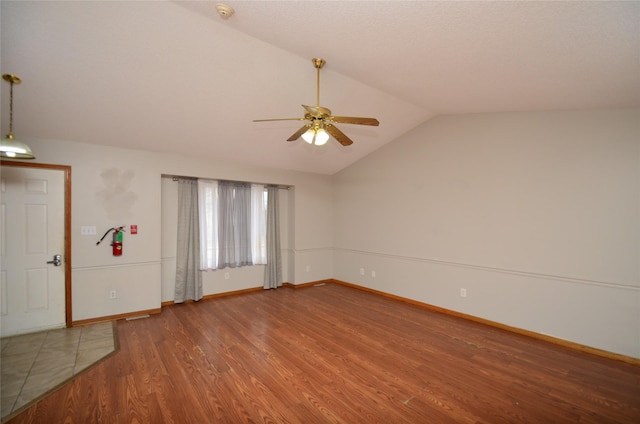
xmin=216 ymin=3 xmax=234 ymax=19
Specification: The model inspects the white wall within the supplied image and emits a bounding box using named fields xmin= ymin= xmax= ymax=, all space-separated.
xmin=333 ymin=109 xmax=640 ymax=358
xmin=12 ymin=138 xmax=334 ymax=321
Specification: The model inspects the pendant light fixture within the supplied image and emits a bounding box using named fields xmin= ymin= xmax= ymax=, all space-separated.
xmin=1 ymin=74 xmax=35 ymax=159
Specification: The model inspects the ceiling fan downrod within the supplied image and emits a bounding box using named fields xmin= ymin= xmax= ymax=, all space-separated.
xmin=312 ymin=58 xmax=325 ymax=107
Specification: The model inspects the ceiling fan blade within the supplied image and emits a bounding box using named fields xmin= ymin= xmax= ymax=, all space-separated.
xmin=253 ymin=118 xmax=306 ymax=123
xmin=287 ymin=125 xmax=311 ymax=142
xmin=330 ymin=116 xmax=380 ymax=126
xmin=325 ymin=124 xmax=353 ymax=146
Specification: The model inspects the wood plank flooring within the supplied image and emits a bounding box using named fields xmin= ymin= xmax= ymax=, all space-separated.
xmin=4 ymin=283 xmax=639 ymax=423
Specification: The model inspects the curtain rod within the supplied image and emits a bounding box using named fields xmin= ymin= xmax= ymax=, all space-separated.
xmin=162 ymin=174 xmax=291 ymax=190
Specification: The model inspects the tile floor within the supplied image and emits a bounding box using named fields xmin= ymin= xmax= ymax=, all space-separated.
xmin=0 ymin=321 xmax=117 ymax=420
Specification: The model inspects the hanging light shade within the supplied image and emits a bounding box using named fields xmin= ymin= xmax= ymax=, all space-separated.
xmin=301 ymin=124 xmax=329 ymax=146
xmin=1 ymin=74 xmax=34 ymax=159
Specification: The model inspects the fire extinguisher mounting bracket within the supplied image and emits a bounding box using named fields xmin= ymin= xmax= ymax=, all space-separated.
xmin=96 ymin=226 xmax=125 ymax=246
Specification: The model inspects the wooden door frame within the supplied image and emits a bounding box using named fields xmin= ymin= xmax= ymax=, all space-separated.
xmin=1 ymin=160 xmax=72 ymax=327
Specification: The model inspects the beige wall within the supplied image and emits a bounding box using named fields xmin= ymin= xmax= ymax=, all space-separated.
xmin=9 ymin=138 xmax=334 ymax=321
xmin=333 ymin=108 xmax=640 ymax=358
xmin=5 ymin=107 xmax=638 ymax=358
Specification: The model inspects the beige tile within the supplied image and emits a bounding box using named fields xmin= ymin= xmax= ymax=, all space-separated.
xmin=0 ymin=379 xmax=25 ymax=401
xmin=79 ymin=336 xmax=113 ymax=352
xmin=15 ymin=365 xmax=75 ymax=408
xmin=1 ymin=351 xmax=38 ymax=376
xmin=42 ymin=342 xmax=79 ymax=354
xmin=1 ymin=337 xmax=10 ymax=352
xmin=1 ymin=333 xmax=46 ymax=356
xmin=30 ymin=351 xmax=77 ymax=374
xmin=80 ymin=322 xmax=113 ymax=341
xmin=1 ymin=390 xmax=19 ymax=420
xmin=46 ymin=326 xmax=82 ymax=340
xmin=75 ymin=346 xmax=115 ymax=373
xmin=45 ymin=334 xmax=81 ymax=349
xmin=0 ymin=321 xmax=116 ymax=420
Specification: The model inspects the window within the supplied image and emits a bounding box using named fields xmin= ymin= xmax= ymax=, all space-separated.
xmin=198 ymin=180 xmax=267 ymax=270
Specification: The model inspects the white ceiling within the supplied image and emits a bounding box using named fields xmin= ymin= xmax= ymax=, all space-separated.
xmin=2 ymin=1 xmax=639 ymax=175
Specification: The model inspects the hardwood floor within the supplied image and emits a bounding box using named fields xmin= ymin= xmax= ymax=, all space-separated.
xmin=4 ymin=283 xmax=639 ymax=423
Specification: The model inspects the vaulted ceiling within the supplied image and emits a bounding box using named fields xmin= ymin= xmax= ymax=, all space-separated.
xmin=2 ymin=1 xmax=639 ymax=174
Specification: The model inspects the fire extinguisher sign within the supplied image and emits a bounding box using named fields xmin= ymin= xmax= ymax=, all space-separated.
xmin=130 ymin=224 xmax=138 ymax=235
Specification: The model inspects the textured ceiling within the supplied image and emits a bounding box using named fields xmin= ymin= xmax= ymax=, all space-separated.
xmin=2 ymin=1 xmax=639 ymax=175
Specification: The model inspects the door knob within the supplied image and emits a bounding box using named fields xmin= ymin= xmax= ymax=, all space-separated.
xmin=47 ymin=254 xmax=62 ymax=267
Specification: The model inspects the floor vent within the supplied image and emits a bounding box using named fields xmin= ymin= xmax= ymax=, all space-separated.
xmin=126 ymin=314 xmax=150 ymax=321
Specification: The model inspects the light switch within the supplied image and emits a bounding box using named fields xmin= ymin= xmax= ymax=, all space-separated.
xmin=81 ymin=226 xmax=96 ymax=236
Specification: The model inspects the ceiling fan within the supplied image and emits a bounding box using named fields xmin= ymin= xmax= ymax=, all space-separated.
xmin=253 ymin=58 xmax=379 ymax=146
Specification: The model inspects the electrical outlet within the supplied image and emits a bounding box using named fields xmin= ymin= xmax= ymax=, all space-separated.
xmin=306 ymin=265 xmax=310 ymax=273
xmin=359 ymin=268 xmax=365 ymax=276
xmin=460 ymin=288 xmax=467 ymax=298
xmin=372 ymin=270 xmax=376 ymax=278
xmin=109 ymin=290 xmax=117 ymax=299
xmin=224 ymin=272 xmax=230 ymax=280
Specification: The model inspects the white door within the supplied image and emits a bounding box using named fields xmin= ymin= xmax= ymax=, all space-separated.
xmin=0 ymin=165 xmax=66 ymax=336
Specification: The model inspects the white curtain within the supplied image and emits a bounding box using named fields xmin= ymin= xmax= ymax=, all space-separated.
xmin=174 ymin=178 xmax=202 ymax=302
xmin=264 ymin=186 xmax=282 ymax=289
xmin=218 ymin=181 xmax=252 ymax=268
xmin=198 ymin=179 xmax=218 ymax=270
xmin=251 ymin=184 xmax=267 ymax=264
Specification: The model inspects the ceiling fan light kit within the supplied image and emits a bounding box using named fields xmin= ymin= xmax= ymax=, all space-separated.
xmin=253 ymin=58 xmax=379 ymax=147
xmin=301 ymin=125 xmax=329 ymax=146
xmin=1 ymin=74 xmax=35 ymax=159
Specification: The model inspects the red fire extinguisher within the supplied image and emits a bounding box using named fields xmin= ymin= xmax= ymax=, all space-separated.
xmin=97 ymin=226 xmax=126 ymax=256
xmin=111 ymin=227 xmax=124 ymax=256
